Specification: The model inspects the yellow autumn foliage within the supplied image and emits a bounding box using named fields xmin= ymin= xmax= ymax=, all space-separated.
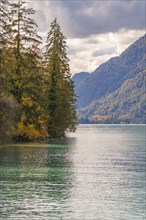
xmin=17 ymin=121 xmax=41 ymax=139
xmin=22 ymin=94 xmax=33 ymax=107
xmin=17 ymin=113 xmax=48 ymax=139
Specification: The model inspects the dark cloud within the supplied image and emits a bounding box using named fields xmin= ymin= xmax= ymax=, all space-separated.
xmin=68 ymin=1 xmax=145 ymax=37
xmin=28 ymin=0 xmax=145 ymax=38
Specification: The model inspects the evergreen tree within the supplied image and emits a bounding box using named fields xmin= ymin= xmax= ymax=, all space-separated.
xmin=0 ymin=0 xmax=19 ymax=143
xmin=16 ymin=45 xmax=46 ymax=140
xmin=44 ymin=19 xmax=78 ymax=138
xmin=9 ymin=0 xmax=42 ymax=101
xmin=0 ymin=0 xmax=12 ymax=88
xmin=2 ymin=0 xmax=46 ymax=140
xmin=0 ymin=0 xmax=11 ymax=46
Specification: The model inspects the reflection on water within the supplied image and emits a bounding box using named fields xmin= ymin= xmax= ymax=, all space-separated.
xmin=0 ymin=125 xmax=146 ymax=220
xmin=0 ymin=141 xmax=74 ymax=219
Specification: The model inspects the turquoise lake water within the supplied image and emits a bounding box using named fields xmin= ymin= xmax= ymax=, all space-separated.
xmin=0 ymin=125 xmax=146 ymax=220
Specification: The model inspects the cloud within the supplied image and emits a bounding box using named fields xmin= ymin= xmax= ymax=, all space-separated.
xmin=27 ymin=0 xmax=145 ymax=74
xmin=28 ymin=0 xmax=145 ymax=39
xmin=42 ymin=0 xmax=145 ymax=38
xmin=67 ymin=30 xmax=145 ymax=74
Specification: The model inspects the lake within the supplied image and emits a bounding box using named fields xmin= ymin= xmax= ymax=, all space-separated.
xmin=0 ymin=125 xmax=145 ymax=220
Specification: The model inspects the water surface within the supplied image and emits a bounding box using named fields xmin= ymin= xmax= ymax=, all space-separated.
xmin=0 ymin=125 xmax=145 ymax=219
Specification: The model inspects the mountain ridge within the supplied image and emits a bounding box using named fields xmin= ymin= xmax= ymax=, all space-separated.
xmin=72 ymin=72 xmax=90 ymax=87
xmin=72 ymin=34 xmax=146 ymax=124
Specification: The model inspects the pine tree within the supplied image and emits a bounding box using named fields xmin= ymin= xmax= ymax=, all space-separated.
xmin=44 ymin=19 xmax=78 ymax=138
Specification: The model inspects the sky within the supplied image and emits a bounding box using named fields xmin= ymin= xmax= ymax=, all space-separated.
xmin=27 ymin=0 xmax=145 ymax=75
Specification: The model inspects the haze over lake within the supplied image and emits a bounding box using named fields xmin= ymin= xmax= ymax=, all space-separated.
xmin=0 ymin=125 xmax=145 ymax=220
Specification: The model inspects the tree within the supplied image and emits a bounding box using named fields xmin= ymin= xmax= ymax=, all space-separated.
xmin=1 ymin=0 xmax=47 ymax=141
xmin=0 ymin=0 xmax=11 ymax=46
xmin=44 ymin=19 xmax=78 ymax=138
xmin=0 ymin=0 xmax=12 ymax=89
xmin=0 ymin=1 xmax=19 ymax=143
xmin=9 ymin=0 xmax=42 ymax=100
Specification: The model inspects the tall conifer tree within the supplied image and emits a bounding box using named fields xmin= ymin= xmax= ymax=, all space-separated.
xmin=44 ymin=19 xmax=78 ymax=138
xmin=0 ymin=0 xmax=20 ymax=143
xmin=0 ymin=0 xmax=12 ymax=88
xmin=8 ymin=0 xmax=44 ymax=139
xmin=9 ymin=0 xmax=42 ymax=99
xmin=0 ymin=0 xmax=11 ymax=46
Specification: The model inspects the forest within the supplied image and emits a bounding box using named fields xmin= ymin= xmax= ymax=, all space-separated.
xmin=0 ymin=0 xmax=78 ymax=143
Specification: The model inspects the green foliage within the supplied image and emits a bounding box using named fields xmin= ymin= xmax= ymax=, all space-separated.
xmin=0 ymin=0 xmax=12 ymax=46
xmin=0 ymin=0 xmax=44 ymax=142
xmin=1 ymin=3 xmax=77 ymax=142
xmin=44 ymin=19 xmax=78 ymax=138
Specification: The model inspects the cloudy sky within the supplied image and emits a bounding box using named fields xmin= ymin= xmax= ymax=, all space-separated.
xmin=27 ymin=0 xmax=145 ymax=75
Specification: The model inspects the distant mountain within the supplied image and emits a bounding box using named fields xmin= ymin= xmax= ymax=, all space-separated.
xmin=74 ymin=34 xmax=146 ymax=124
xmin=72 ymin=72 xmax=90 ymax=87
xmin=80 ymin=71 xmax=145 ymax=124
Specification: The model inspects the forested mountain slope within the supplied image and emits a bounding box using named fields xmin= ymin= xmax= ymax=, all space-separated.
xmin=73 ymin=35 xmax=146 ymax=123
xmin=79 ymin=70 xmax=145 ymax=123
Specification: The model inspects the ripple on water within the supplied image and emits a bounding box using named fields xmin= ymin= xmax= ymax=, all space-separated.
xmin=0 ymin=125 xmax=146 ymax=220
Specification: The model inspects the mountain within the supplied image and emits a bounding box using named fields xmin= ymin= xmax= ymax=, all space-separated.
xmin=74 ymin=34 xmax=146 ymax=124
xmin=80 ymin=71 xmax=145 ymax=124
xmin=72 ymin=72 xmax=90 ymax=87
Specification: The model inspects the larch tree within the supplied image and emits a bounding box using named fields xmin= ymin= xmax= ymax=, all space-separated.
xmin=44 ymin=19 xmax=78 ymax=138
